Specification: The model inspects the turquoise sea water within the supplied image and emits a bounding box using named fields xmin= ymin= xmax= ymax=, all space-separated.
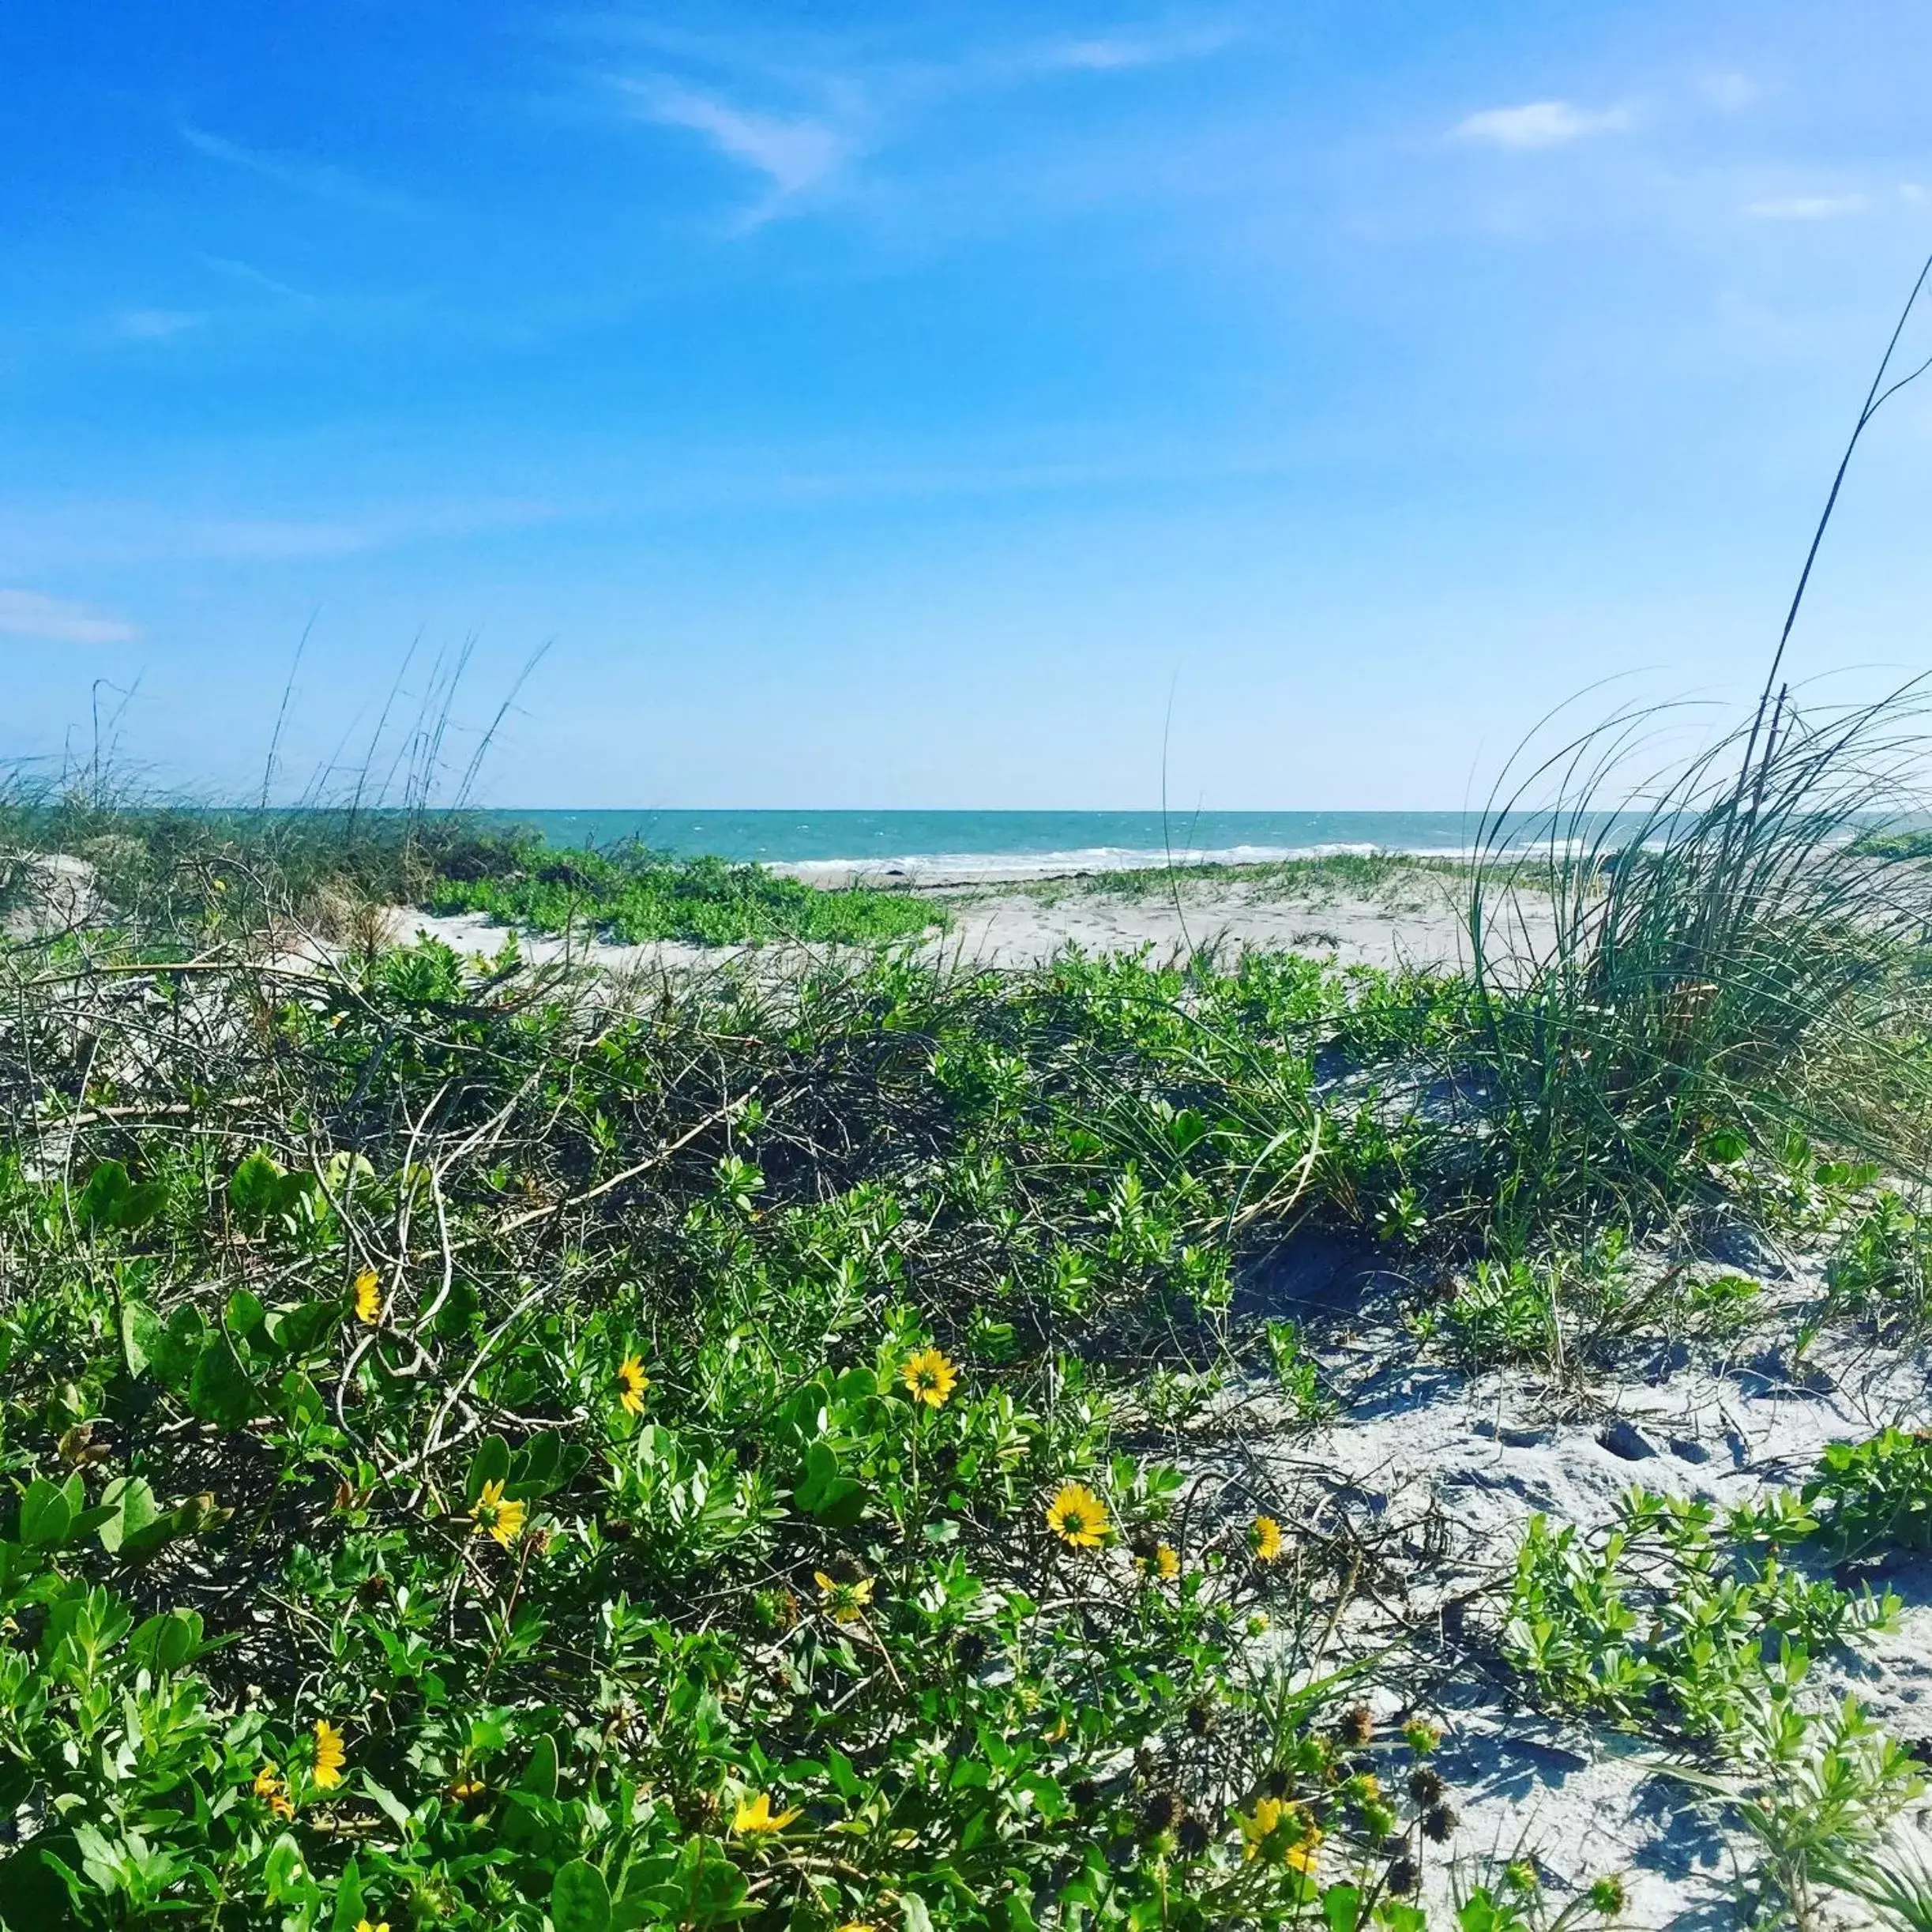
xmin=475 ymin=810 xmax=1551 ymax=877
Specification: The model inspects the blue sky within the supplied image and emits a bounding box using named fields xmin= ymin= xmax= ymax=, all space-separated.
xmin=2 ymin=1 xmax=1930 ymax=808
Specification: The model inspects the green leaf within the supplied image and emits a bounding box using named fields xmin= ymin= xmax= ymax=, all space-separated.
xmin=120 ymin=1300 xmax=165 ymax=1380
xmin=466 ymin=1435 xmax=511 ymax=1507
xmin=229 ymin=1149 xmax=288 ymax=1224
xmin=130 ymin=1609 xmax=205 ymax=1672
xmin=796 ymin=1440 xmax=866 ymax=1528
xmin=186 ymin=1336 xmax=257 ymax=1429
xmin=96 ymin=1476 xmax=160 ymax=1557
xmin=75 ymin=1160 xmax=164 ymax=1232
xmin=517 ymin=1732 xmax=558 ymax=1799
xmin=224 ymin=1290 xmax=267 ymax=1346
xmin=151 ymin=1306 xmax=208 ymax=1389
xmin=1322 ymin=1883 xmax=1363 ymax=1932
xmin=262 ymin=1833 xmax=309 ymax=1903
xmin=17 ymin=1479 xmax=71 ymax=1550
xmin=330 ymin=1856 xmax=365 ymax=1932
xmin=551 ymin=1859 xmax=612 ymax=1932
xmin=278 ymin=1370 xmax=325 ymax=1428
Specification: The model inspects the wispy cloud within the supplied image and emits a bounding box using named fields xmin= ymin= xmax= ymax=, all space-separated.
xmin=0 ymin=589 xmax=138 ymax=644
xmin=179 ymin=123 xmax=409 ymax=212
xmin=1701 ymin=73 xmax=1757 ymax=111
xmin=111 ymin=308 xmax=203 ymax=341
xmin=1452 ymin=100 xmax=1632 ymax=150
xmin=197 ymin=254 xmax=315 ymax=305
xmin=1031 ymin=28 xmax=1236 ymax=75
xmin=619 ymin=77 xmax=852 ymax=201
xmin=1745 ymin=193 xmax=1866 ymax=220
xmin=603 ymin=20 xmax=1237 ymax=220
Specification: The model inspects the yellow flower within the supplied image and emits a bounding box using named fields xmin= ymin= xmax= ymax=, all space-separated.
xmin=900 ymin=1347 xmax=957 ymax=1409
xmin=814 ymin=1570 xmax=875 ymax=1623
xmin=252 ymin=1762 xmax=294 ymax=1820
xmin=1239 ymin=1795 xmax=1321 ymax=1868
xmin=836 ymin=1924 xmax=878 ymax=1932
xmin=615 ymin=1353 xmax=650 ymax=1416
xmin=731 ymin=1791 xmax=801 ymax=1836
xmin=1156 ymin=1543 xmax=1181 ymax=1581
xmin=312 ymin=1719 xmax=346 ymax=1791
xmin=353 ymin=1269 xmax=382 ymax=1325
xmin=1045 ymin=1481 xmax=1110 ymax=1550
xmin=470 ymin=1479 xmax=525 ymax=1548
xmin=449 ymin=1774 xmax=486 ymax=1802
xmin=1250 ymin=1515 xmax=1285 ymax=1562
xmin=356 ymin=1922 xmax=390 ymax=1932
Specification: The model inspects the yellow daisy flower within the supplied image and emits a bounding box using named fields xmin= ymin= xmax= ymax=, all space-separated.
xmin=900 ymin=1347 xmax=957 ymax=1409
xmin=470 ymin=1479 xmax=525 ymax=1549
xmin=1239 ymin=1795 xmax=1321 ymax=1867
xmin=356 ymin=1921 xmax=390 ymax=1932
xmin=353 ymin=1269 xmax=382 ymax=1325
xmin=252 ymin=1763 xmax=294 ymax=1820
xmin=731 ymin=1791 xmax=801 ymax=1835
xmin=615 ymin=1353 xmax=650 ymax=1415
xmin=1250 ymin=1515 xmax=1285 ymax=1562
xmin=813 ymin=1570 xmax=875 ymax=1623
xmin=1156 ymin=1543 xmax=1181 ymax=1581
xmin=1045 ymin=1481 xmax=1110 ymax=1549
xmin=312 ymin=1719 xmax=346 ymax=1791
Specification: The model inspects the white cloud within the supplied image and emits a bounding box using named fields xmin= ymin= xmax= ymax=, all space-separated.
xmin=1745 ymin=193 xmax=1866 ymax=220
xmin=622 ymin=80 xmax=850 ymax=197
xmin=0 ymin=590 xmax=139 ymax=644
xmin=1038 ymin=29 xmax=1235 ymax=73
xmin=197 ymin=254 xmax=314 ymax=304
xmin=1701 ymin=73 xmax=1757 ymax=111
xmin=179 ymin=124 xmax=408 ymax=212
xmin=113 ymin=308 xmax=202 ymax=340
xmin=1452 ymin=100 xmax=1631 ymax=149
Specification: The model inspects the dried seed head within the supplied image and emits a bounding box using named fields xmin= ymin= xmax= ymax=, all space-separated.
xmin=1138 ymin=1789 xmax=1182 ymax=1837
xmin=1336 ymin=1704 xmax=1374 ymax=1746
xmin=1422 ymin=1802 xmax=1460 ymax=1844
xmin=1408 ymin=1766 xmax=1445 ymax=1806
xmin=1175 ymin=1817 xmax=1211 ymax=1857
xmin=1385 ymin=1855 xmax=1419 ymax=1896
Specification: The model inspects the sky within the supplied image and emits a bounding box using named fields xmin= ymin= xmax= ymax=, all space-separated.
xmin=2 ymin=0 xmax=1931 ymax=809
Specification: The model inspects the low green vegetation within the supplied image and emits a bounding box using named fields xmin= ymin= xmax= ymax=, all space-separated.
xmin=1849 ymin=826 xmax=1932 ymax=860
xmin=0 ymin=920 xmax=1504 ymax=1932
xmin=1502 ymin=1460 xmax=1925 ymax=1925
xmin=1009 ymin=852 xmax=1472 ymax=909
xmin=423 ymin=842 xmax=947 ymax=946
xmin=2 ymin=684 xmax=1932 ymax=1926
xmin=0 ymin=800 xmax=946 ymax=949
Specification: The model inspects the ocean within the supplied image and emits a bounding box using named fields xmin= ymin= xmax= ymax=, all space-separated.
xmin=473 ymin=809 xmax=1546 ymax=878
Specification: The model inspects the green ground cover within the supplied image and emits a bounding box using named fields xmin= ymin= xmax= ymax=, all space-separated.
xmin=1 ymin=690 xmax=1931 ymax=1926
xmin=421 ymin=844 xmax=947 ymax=946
